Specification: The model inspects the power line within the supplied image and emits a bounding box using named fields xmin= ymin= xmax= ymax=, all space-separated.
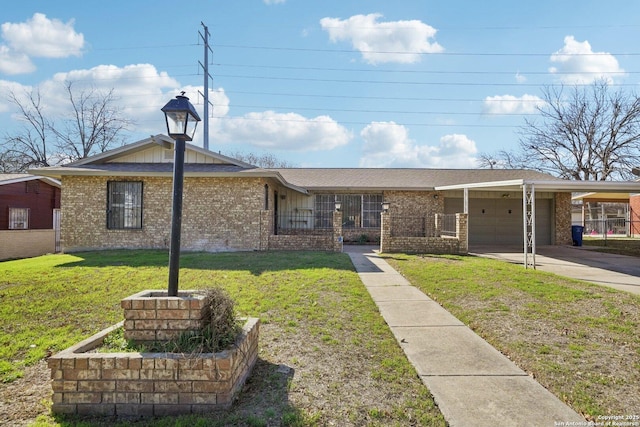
xmin=214 ymin=73 xmax=639 ymax=87
xmin=226 ymin=103 xmax=537 ymax=116
xmin=210 ymin=115 xmax=518 ymax=128
xmin=214 ymin=62 xmax=636 ymax=76
xmin=215 ymin=43 xmax=640 ymax=57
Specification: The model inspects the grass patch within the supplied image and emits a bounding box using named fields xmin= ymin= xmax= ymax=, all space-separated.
xmin=0 ymin=250 xmax=446 ymax=426
xmin=384 ymin=253 xmax=640 ymax=419
xmin=582 ymin=237 xmax=640 ymax=257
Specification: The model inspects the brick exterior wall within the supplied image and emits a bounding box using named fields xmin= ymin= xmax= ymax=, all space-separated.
xmin=267 ymin=211 xmax=343 ymax=251
xmin=380 ymin=212 xmax=468 ymax=254
xmin=60 ymin=176 xmax=268 ymax=252
xmin=0 ymin=229 xmax=55 ymax=260
xmin=383 ymin=190 xmax=443 ymax=218
xmin=554 ymin=192 xmax=573 ymax=245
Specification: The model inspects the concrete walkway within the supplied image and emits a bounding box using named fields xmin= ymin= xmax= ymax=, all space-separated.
xmin=345 ymin=246 xmax=585 ymax=427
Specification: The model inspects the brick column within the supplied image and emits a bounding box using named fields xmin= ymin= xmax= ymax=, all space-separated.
xmin=259 ymin=210 xmax=272 ymax=251
xmin=554 ymin=192 xmax=573 ymax=245
xmin=380 ymin=211 xmax=390 ymax=253
xmin=121 ymin=290 xmax=207 ymax=343
xmin=332 ymin=211 xmax=343 ymax=252
xmin=456 ymin=213 xmax=468 ymax=254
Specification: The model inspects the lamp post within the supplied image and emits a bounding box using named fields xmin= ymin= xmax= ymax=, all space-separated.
xmin=161 ymin=93 xmax=201 ymax=296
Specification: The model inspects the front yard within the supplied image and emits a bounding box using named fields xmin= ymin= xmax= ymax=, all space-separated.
xmin=384 ymin=253 xmax=640 ymax=419
xmin=0 ymin=250 xmax=444 ymax=427
xmin=1 ymin=249 xmax=639 ymax=425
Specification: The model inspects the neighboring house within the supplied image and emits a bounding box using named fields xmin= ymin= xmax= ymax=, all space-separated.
xmin=572 ymin=192 xmax=639 ymax=236
xmin=30 ymin=135 xmax=640 ymax=254
xmin=0 ymin=174 xmax=61 ymax=260
xmin=632 ymin=194 xmax=640 ymax=236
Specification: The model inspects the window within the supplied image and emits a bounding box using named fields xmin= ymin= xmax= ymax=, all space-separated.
xmin=363 ymin=194 xmax=383 ymax=228
xmin=9 ymin=208 xmax=29 ymax=229
xmin=314 ymin=194 xmax=334 ymax=228
xmin=107 ymin=181 xmax=143 ymax=229
xmin=314 ymin=194 xmax=383 ymax=229
xmin=338 ymin=195 xmax=361 ymax=229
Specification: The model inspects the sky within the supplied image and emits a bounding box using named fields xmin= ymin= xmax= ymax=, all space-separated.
xmin=1 ymin=0 xmax=639 ymax=169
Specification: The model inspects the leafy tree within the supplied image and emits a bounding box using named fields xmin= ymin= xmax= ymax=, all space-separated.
xmin=1 ymin=82 xmax=132 ymax=172
xmin=480 ymin=80 xmax=640 ymax=180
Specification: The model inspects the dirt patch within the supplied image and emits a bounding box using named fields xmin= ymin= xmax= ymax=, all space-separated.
xmin=0 ymin=360 xmax=51 ymax=426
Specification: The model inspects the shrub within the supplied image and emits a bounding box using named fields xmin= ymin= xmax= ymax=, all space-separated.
xmin=100 ymin=287 xmax=242 ymax=354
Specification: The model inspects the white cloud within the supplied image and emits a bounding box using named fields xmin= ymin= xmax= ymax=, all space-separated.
xmin=0 ymin=79 xmax=31 ymax=112
xmin=549 ymin=35 xmax=624 ymax=84
xmin=0 ymin=45 xmax=34 ymax=74
xmin=0 ymin=64 xmax=203 ymax=136
xmin=515 ymin=72 xmax=527 ymax=83
xmin=482 ymin=94 xmax=545 ymax=115
xmin=359 ymin=122 xmax=477 ymax=168
xmin=216 ymin=111 xmax=352 ymax=151
xmin=320 ymin=13 xmax=443 ymax=64
xmin=42 ymin=64 xmax=182 ymax=133
xmin=263 ymin=0 xmax=285 ymax=4
xmin=1 ymin=13 xmax=84 ymax=59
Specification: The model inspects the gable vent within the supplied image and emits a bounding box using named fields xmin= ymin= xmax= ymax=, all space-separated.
xmin=163 ymin=149 xmax=174 ymax=162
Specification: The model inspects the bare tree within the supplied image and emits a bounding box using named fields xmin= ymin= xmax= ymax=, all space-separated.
xmin=225 ymin=151 xmax=296 ymax=168
xmin=477 ymin=151 xmax=522 ymax=170
xmin=1 ymin=82 xmax=132 ymax=171
xmin=482 ymin=80 xmax=640 ymax=180
xmin=51 ymin=81 xmax=132 ymax=164
xmin=2 ymin=88 xmax=52 ymax=171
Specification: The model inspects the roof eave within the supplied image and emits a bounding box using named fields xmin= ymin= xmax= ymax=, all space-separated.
xmin=2 ymin=174 xmax=61 ymax=188
xmin=24 ymin=167 xmax=309 ymax=195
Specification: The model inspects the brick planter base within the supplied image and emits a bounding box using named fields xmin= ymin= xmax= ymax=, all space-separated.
xmin=48 ymin=290 xmax=259 ymax=417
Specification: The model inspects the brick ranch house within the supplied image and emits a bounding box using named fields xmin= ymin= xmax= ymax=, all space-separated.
xmin=30 ymin=135 xmax=640 ymax=255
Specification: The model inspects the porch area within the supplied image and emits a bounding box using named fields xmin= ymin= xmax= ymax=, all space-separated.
xmin=258 ymin=210 xmax=469 ymax=255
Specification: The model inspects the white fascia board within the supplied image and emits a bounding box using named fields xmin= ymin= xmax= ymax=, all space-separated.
xmin=525 ymin=180 xmax=640 ymax=192
xmin=2 ymin=174 xmax=61 ymax=188
xmin=435 ymin=179 xmax=525 ymax=191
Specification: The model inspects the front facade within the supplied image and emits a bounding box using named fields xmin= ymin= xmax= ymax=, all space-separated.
xmin=32 ymin=135 xmax=597 ymax=255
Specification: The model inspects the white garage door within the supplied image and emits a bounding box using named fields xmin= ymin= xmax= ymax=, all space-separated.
xmin=445 ymin=198 xmax=552 ymax=246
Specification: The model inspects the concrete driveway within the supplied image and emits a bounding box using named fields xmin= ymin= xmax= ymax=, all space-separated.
xmin=470 ymin=245 xmax=640 ymax=295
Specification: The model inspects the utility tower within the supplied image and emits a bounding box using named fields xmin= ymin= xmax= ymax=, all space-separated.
xmin=199 ymin=22 xmax=214 ymax=150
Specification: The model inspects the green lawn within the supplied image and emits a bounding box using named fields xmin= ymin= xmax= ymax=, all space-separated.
xmin=0 ymin=250 xmax=445 ymax=427
xmin=384 ymin=253 xmax=640 ymax=419
xmin=582 ymin=236 xmax=640 ymax=257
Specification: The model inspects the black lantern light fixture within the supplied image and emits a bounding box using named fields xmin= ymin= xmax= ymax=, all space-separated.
xmin=334 ymin=200 xmax=342 ymax=212
xmin=382 ymin=202 xmax=390 ymax=211
xmin=161 ymin=93 xmax=201 ymax=297
xmin=161 ymin=92 xmax=201 ymax=141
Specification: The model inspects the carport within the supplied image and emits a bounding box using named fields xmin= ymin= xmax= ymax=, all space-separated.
xmin=436 ymin=179 xmax=640 ymax=269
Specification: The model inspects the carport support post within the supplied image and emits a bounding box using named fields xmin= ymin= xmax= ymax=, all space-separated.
xmin=522 ymin=184 xmax=536 ymax=269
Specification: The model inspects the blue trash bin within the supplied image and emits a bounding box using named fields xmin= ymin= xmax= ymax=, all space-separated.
xmin=571 ymin=225 xmax=584 ymax=246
